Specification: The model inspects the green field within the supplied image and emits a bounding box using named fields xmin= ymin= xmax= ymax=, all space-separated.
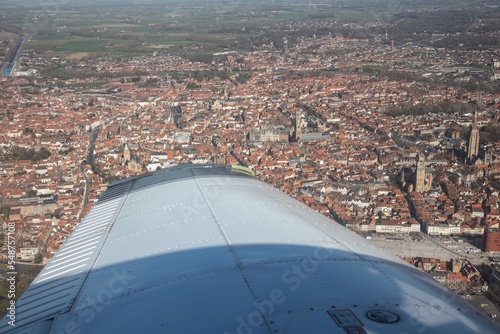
xmin=27 ymin=39 xmax=66 ymax=50
xmin=1 ymin=0 xmax=493 ymax=60
xmin=147 ymin=34 xmax=190 ymax=44
xmin=34 ymin=33 xmax=71 ymax=41
xmin=0 ymin=285 xmax=8 ymax=298
xmin=52 ymin=39 xmax=130 ymax=53
xmin=41 ymin=68 xmax=67 ymax=77
xmin=254 ymin=11 xmax=310 ymax=21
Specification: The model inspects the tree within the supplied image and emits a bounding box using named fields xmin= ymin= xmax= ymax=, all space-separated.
xmin=0 ymin=207 xmax=9 ymax=218
xmin=34 ymin=253 xmax=43 ymax=264
xmin=6 ymin=146 xmax=51 ymax=162
xmin=186 ymin=82 xmax=201 ymax=89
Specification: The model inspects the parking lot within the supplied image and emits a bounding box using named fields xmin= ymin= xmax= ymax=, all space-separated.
xmin=368 ymin=232 xmax=500 ymax=324
xmin=369 ymin=233 xmax=488 ymax=265
xmin=465 ymin=292 xmax=500 ymax=326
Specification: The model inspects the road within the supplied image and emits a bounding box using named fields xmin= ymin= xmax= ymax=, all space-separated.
xmin=77 ymin=126 xmax=99 ymax=220
xmin=77 ymin=159 xmax=91 ymax=221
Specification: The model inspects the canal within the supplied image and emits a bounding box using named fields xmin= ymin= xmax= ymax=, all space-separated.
xmin=3 ymin=34 xmax=26 ymax=77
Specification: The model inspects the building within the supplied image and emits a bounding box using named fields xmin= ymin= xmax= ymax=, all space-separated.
xmin=20 ymin=247 xmax=39 ymax=261
xmin=399 ymin=155 xmax=432 ymax=193
xmin=449 ymin=258 xmax=467 ymax=273
xmin=484 ymin=149 xmax=494 ymax=166
xmin=467 ymin=111 xmax=480 ymax=162
xmin=492 ymin=58 xmax=500 ymax=68
xmin=150 ymin=152 xmax=169 ymax=161
xmin=414 ymin=155 xmax=433 ymax=193
xmin=122 ymin=143 xmax=143 ymax=173
xmin=169 ymin=105 xmax=183 ymax=128
xmin=415 ymin=155 xmax=426 ymax=192
xmin=484 ymin=228 xmax=500 ymax=252
xmin=294 ymin=109 xmax=302 ymax=140
xmin=248 ymin=125 xmax=290 ymax=142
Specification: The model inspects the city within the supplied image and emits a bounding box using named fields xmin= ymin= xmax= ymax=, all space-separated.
xmin=0 ymin=0 xmax=500 ymax=326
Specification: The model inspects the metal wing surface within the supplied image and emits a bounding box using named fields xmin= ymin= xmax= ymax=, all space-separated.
xmin=1 ymin=164 xmax=499 ymax=334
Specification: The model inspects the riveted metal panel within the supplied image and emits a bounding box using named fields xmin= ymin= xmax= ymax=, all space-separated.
xmin=2 ymin=165 xmax=499 ymax=334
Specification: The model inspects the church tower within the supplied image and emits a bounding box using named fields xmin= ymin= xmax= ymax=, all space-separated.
xmin=415 ymin=155 xmax=426 ymax=192
xmin=294 ymin=109 xmax=302 ymax=141
xmin=467 ymin=110 xmax=480 ymax=162
xmin=123 ymin=143 xmax=131 ymax=164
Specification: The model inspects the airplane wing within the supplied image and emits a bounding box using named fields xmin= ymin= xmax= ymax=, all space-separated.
xmin=1 ymin=164 xmax=499 ymax=333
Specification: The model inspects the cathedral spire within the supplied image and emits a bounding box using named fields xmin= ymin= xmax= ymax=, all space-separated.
xmin=467 ymin=109 xmax=480 ymax=162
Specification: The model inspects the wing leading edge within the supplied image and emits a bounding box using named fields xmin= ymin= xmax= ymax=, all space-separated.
xmin=1 ymin=164 xmax=499 ymax=334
